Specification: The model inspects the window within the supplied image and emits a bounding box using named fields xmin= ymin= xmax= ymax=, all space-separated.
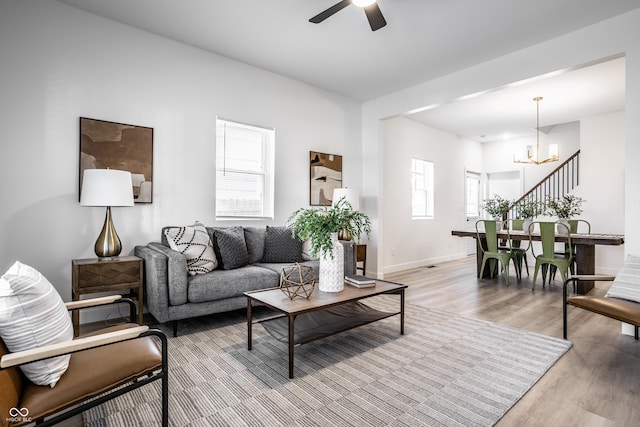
xmin=411 ymin=158 xmax=434 ymax=218
xmin=215 ymin=118 xmax=274 ymax=219
xmin=465 ymin=171 xmax=481 ymax=222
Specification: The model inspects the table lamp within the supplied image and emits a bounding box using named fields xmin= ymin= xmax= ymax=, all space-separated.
xmin=80 ymin=169 xmax=134 ymax=259
xmin=333 ymin=188 xmax=360 ymax=240
xmin=332 ymin=188 xmax=359 ymax=211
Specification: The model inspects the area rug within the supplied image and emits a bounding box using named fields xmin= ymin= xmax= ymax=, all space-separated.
xmin=84 ymin=296 xmax=571 ymax=426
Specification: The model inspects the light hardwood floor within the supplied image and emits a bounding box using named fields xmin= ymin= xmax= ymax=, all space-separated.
xmin=386 ymin=256 xmax=640 ymax=427
xmin=62 ymin=256 xmax=639 ymax=426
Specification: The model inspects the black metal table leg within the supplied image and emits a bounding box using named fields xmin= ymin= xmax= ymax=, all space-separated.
xmin=288 ymin=314 xmax=295 ymax=378
xmin=247 ymin=296 xmax=252 ymax=351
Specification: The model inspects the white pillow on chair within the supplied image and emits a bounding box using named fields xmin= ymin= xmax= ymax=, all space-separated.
xmin=605 ymin=255 xmax=640 ymax=303
xmin=0 ymin=261 xmax=74 ymax=387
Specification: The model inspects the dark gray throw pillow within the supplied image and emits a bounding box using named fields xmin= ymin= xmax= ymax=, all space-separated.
xmin=244 ymin=227 xmax=266 ymax=264
xmin=262 ymin=226 xmax=303 ymax=263
xmin=213 ymin=227 xmax=249 ymax=270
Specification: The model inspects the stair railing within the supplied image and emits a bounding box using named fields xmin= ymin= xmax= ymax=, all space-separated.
xmin=509 ymin=150 xmax=581 ymax=219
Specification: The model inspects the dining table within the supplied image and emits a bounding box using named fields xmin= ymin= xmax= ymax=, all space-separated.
xmin=451 ymin=229 xmax=625 ymax=294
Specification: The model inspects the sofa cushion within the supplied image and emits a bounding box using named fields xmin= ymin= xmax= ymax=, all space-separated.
xmin=213 ymin=227 xmax=249 ymax=270
xmin=244 ymin=227 xmax=266 ymax=264
xmin=188 ymin=265 xmax=279 ymax=303
xmin=262 ymin=226 xmax=303 ymax=263
xmin=255 ymin=260 xmax=320 ymax=277
xmin=0 ymin=261 xmax=74 ymax=387
xmin=606 ymin=255 xmax=640 ymax=303
xmin=164 ymin=222 xmax=218 ymax=275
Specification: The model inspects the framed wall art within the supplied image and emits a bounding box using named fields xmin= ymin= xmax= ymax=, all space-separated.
xmin=79 ymin=117 xmax=154 ymax=203
xmin=309 ymin=151 xmax=342 ymax=206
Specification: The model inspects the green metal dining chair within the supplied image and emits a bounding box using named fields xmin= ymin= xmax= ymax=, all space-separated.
xmin=502 ymin=218 xmax=530 ymax=280
xmin=476 ymin=219 xmax=517 ymax=285
xmin=529 ymin=221 xmax=574 ymax=289
xmin=551 ymin=218 xmax=591 ymax=280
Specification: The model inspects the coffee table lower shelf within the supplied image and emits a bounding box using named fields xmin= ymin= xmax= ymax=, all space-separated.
xmin=246 ymin=281 xmax=406 ymax=378
xmin=260 ymin=301 xmax=397 ymax=345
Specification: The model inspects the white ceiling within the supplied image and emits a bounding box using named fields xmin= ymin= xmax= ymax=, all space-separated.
xmin=57 ymin=0 xmax=639 ymax=141
xmin=408 ymin=56 xmax=626 ymax=142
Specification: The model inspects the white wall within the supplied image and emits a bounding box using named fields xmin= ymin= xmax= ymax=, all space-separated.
xmin=579 ymin=111 xmax=626 ymax=272
xmin=0 ymin=1 xmax=362 ymax=302
xmin=364 ymin=9 xmax=640 ymax=277
xmin=381 ymin=117 xmax=482 ymax=274
xmin=483 ymin=122 xmax=581 ymax=191
xmin=380 ymin=111 xmax=623 ymax=275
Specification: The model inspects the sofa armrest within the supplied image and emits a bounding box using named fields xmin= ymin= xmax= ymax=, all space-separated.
xmin=147 ymin=243 xmax=189 ymax=305
xmin=340 ymin=240 xmax=356 ymax=276
xmin=134 ymin=243 xmax=188 ymax=323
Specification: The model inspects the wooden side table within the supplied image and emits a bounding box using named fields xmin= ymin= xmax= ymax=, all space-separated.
xmin=356 ymin=244 xmax=367 ymax=275
xmin=71 ymin=256 xmax=144 ymax=336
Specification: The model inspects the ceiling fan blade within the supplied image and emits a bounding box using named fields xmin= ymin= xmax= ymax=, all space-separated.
xmin=363 ymin=3 xmax=387 ymax=31
xmin=309 ymin=0 xmax=351 ymax=24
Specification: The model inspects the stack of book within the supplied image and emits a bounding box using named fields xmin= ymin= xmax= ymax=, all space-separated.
xmin=345 ymin=275 xmax=376 ymax=288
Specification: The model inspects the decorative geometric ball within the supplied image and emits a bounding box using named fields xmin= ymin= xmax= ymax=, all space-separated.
xmin=280 ymin=263 xmax=316 ymax=300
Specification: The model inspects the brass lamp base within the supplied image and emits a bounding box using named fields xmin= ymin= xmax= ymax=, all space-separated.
xmin=94 ymin=206 xmax=122 ymax=259
xmin=338 ymin=229 xmax=352 ymax=241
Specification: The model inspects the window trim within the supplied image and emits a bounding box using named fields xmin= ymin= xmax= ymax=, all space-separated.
xmin=215 ymin=118 xmax=275 ymax=220
xmin=411 ymin=158 xmax=434 ymax=219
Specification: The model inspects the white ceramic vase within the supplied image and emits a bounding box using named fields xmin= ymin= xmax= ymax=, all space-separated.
xmin=523 ymin=218 xmax=533 ymax=233
xmin=556 ymin=218 xmax=570 ymax=235
xmin=318 ymin=233 xmax=344 ymax=292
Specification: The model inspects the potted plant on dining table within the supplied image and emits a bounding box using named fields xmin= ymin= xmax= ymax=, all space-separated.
xmin=545 ymin=194 xmax=585 ymax=234
xmin=515 ymin=199 xmax=543 ymax=232
xmin=480 ymin=195 xmax=513 ymax=229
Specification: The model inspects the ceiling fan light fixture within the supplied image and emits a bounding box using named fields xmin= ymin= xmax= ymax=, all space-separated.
xmin=352 ymin=0 xmax=377 ymax=7
xmin=309 ymin=0 xmax=386 ymax=31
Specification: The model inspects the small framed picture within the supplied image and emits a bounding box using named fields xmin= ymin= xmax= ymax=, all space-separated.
xmin=309 ymin=151 xmax=342 ymax=206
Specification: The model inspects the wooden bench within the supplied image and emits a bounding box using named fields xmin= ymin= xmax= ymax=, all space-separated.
xmin=563 ymin=274 xmax=640 ymax=340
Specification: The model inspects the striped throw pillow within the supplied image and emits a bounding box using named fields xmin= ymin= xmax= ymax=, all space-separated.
xmin=164 ymin=221 xmax=218 ymax=275
xmin=0 ymin=261 xmax=74 ymax=387
xmin=605 ymin=255 xmax=640 ymax=303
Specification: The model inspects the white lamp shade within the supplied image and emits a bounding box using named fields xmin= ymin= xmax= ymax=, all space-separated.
xmin=332 ymin=188 xmax=359 ymax=211
xmin=80 ymin=169 xmax=135 ymax=207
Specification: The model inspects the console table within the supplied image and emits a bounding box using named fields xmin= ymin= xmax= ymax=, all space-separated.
xmin=71 ymin=256 xmax=144 ymax=336
xmin=356 ymin=244 xmax=367 ymax=274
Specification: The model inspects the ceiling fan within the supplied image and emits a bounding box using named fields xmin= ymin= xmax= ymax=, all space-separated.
xmin=309 ymin=0 xmax=387 ymax=31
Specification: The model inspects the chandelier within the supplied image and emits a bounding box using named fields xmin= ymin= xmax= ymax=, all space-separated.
xmin=514 ymin=97 xmax=559 ymax=165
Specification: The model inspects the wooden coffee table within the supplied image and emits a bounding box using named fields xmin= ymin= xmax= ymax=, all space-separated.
xmin=245 ymin=280 xmax=407 ymax=378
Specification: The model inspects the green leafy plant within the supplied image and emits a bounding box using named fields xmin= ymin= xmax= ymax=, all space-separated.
xmin=480 ymin=195 xmax=513 ymax=218
xmin=516 ymin=199 xmax=542 ymax=219
xmin=545 ymin=195 xmax=585 ymax=219
xmin=287 ymin=197 xmax=371 ymax=258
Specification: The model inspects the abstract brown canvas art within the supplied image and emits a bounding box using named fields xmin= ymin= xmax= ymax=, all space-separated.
xmin=79 ymin=117 xmax=153 ymax=203
xmin=309 ymin=151 xmax=342 ymax=206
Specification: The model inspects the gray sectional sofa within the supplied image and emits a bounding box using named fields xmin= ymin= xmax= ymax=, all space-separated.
xmin=135 ymin=225 xmax=356 ymax=336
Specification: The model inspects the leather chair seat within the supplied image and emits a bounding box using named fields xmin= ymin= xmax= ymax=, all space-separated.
xmin=567 ymin=296 xmax=640 ymax=326
xmin=17 ymin=324 xmax=162 ymax=423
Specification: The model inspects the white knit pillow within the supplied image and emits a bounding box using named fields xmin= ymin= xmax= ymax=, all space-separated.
xmin=0 ymin=261 xmax=74 ymax=387
xmin=164 ymin=221 xmax=218 ymax=275
xmin=605 ymin=255 xmax=640 ymax=303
